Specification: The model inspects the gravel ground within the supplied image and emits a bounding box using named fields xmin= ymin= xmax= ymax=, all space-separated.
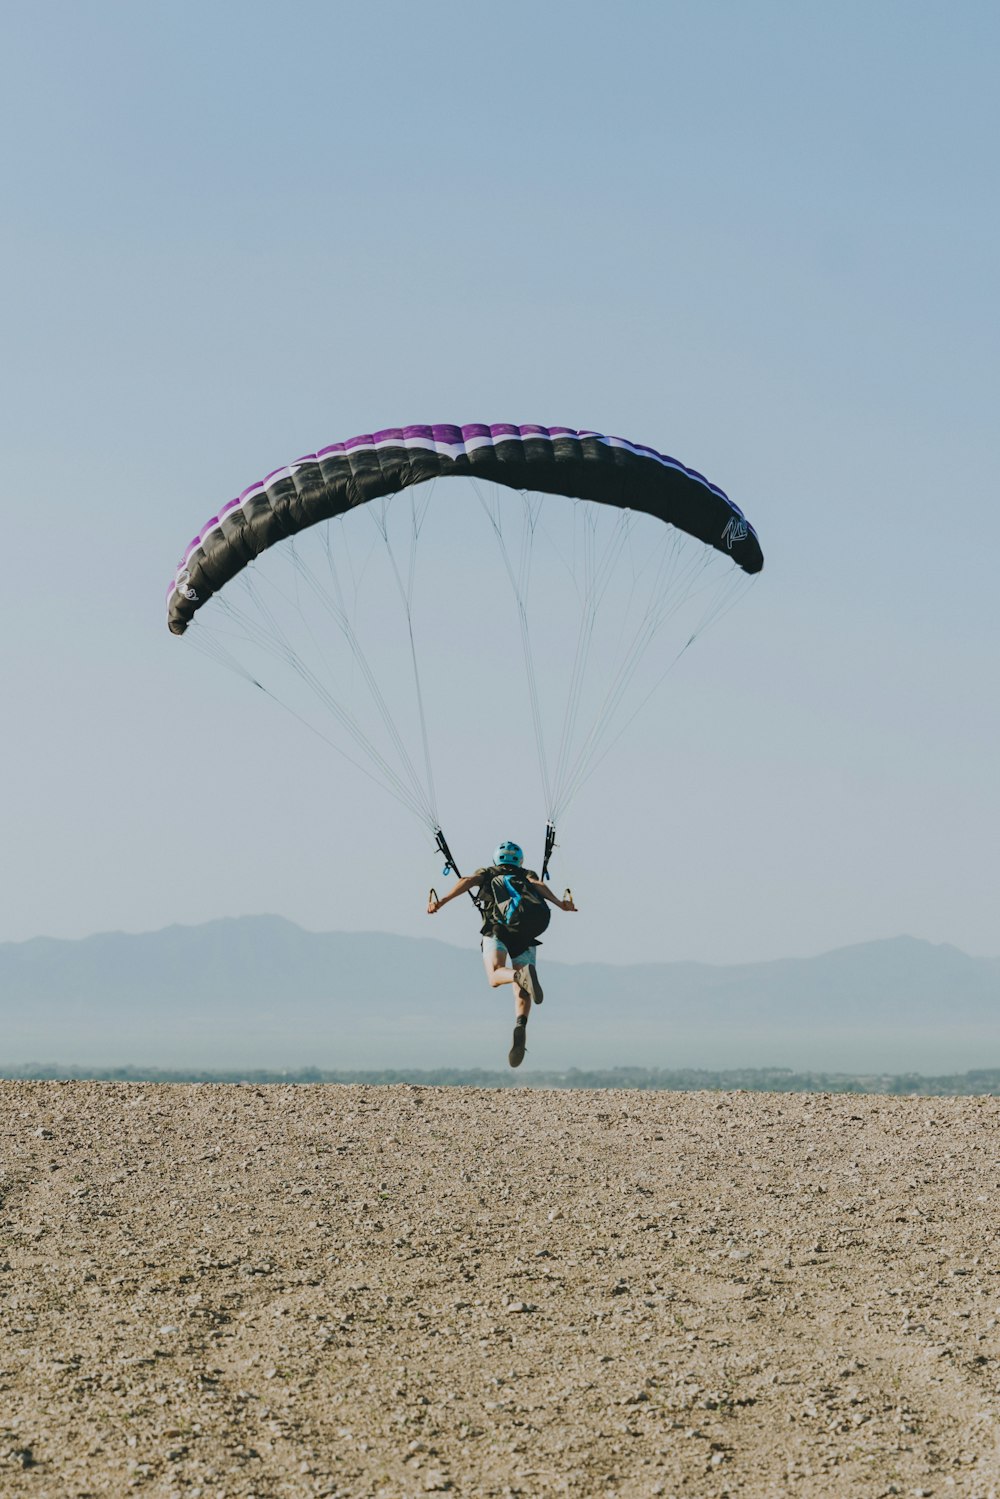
xmin=1 ymin=1081 xmax=998 ymax=1498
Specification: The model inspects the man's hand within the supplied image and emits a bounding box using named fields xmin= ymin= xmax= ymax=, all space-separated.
xmin=426 ymin=873 xmax=475 ymax=913
xmin=529 ymin=878 xmax=578 ymax=912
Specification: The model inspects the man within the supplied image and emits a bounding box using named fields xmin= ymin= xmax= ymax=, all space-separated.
xmin=426 ymin=841 xmax=577 ymax=1068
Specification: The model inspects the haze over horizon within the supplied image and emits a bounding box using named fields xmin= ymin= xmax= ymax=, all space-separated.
xmin=3 ymin=917 xmax=997 ymax=1076
xmin=3 ymin=2 xmax=997 ymax=968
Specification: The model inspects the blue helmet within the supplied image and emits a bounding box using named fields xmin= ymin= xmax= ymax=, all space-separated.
xmin=493 ymin=841 xmax=524 ymax=868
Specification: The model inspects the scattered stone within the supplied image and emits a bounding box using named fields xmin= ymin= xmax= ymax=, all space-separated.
xmin=2 ymin=1081 xmax=996 ymax=1499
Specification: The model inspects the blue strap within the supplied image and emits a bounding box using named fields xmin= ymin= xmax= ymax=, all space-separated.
xmin=503 ymin=874 xmax=523 ymax=924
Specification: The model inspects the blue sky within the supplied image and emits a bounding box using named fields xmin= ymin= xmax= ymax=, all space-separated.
xmin=2 ymin=1 xmax=997 ymax=965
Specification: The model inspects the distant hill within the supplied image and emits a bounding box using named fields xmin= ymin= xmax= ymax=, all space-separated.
xmin=2 ymin=918 xmax=997 ymax=1074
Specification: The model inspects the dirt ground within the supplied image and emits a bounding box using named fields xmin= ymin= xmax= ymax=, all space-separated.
xmin=1 ymin=1082 xmax=998 ymax=1498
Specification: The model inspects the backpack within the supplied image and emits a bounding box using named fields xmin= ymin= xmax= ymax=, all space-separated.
xmin=482 ymin=865 xmax=551 ymax=949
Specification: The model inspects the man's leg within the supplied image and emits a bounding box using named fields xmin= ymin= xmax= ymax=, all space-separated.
xmin=484 ymin=938 xmax=531 ymax=1068
xmin=482 ymin=937 xmax=531 ymax=1008
xmin=510 ymin=947 xmax=542 ymax=1066
xmin=508 ymin=947 xmax=539 ymax=1067
xmin=482 ymin=936 xmax=513 ymax=988
xmin=511 ymin=951 xmax=542 ymax=1007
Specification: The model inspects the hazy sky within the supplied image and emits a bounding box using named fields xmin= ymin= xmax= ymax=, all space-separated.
xmin=2 ymin=1 xmax=997 ymax=966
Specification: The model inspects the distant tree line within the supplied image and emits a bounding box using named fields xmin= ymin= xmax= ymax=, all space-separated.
xmin=2 ymin=1063 xmax=998 ymax=1096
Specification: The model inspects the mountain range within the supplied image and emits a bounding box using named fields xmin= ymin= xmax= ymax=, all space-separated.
xmin=2 ymin=917 xmax=997 ymax=1074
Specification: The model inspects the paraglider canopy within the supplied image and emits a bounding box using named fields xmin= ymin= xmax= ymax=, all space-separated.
xmin=167 ymin=424 xmax=762 ymax=636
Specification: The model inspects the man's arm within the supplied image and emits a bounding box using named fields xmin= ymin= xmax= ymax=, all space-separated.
xmin=527 ymin=879 xmax=577 ymax=912
xmin=427 ymin=874 xmax=478 ymax=914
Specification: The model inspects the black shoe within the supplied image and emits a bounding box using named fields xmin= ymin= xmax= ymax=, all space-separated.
xmin=508 ymin=1022 xmax=527 ymax=1068
xmin=513 ymin=963 xmax=543 ymax=1005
